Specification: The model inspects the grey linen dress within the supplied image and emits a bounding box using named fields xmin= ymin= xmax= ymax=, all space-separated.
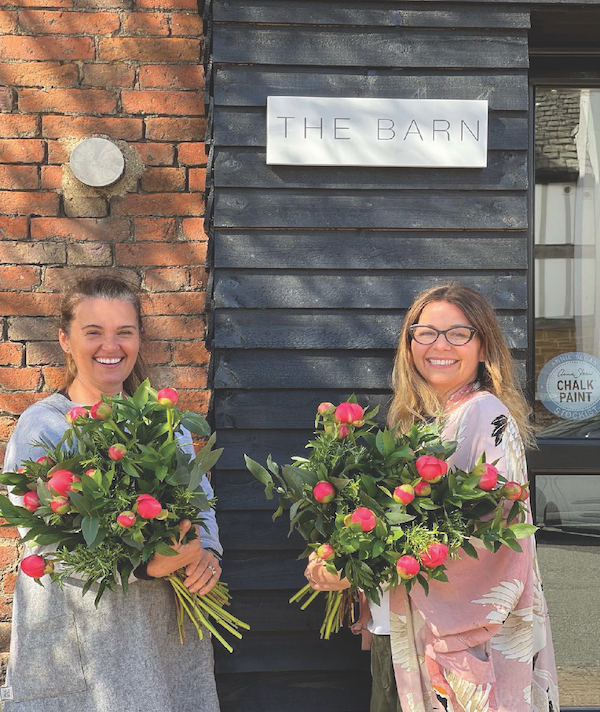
xmin=2 ymin=394 xmax=222 ymax=712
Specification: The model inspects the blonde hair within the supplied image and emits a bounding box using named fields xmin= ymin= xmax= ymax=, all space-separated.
xmin=388 ymin=284 xmax=534 ymax=447
xmin=59 ymin=275 xmax=147 ymax=395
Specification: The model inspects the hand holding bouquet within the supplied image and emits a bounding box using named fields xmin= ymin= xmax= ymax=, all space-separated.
xmin=0 ymin=381 xmax=249 ymax=651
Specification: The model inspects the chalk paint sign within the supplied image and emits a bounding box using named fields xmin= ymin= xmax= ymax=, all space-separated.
xmin=538 ymin=352 xmax=600 ymax=420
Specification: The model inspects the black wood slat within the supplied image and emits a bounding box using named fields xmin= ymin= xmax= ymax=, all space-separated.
xmin=216 ymin=590 xmax=329 ymax=631
xmin=213 ymin=26 xmax=528 ymax=69
xmin=217 ymin=671 xmax=371 ymax=712
xmin=217 ymin=429 xmax=324 ymax=469
xmin=215 ymin=190 xmax=527 ymax=229
xmin=214 ymin=273 xmax=527 ymax=310
xmin=214 ymin=149 xmax=527 ymax=191
xmin=219 ymin=550 xmax=308 ymax=590
xmin=213 ymin=311 xmax=528 ymax=350
xmin=219 ymin=510 xmax=304 ymax=550
xmin=215 ymin=232 xmax=528 ymax=270
xmin=213 ymin=0 xmax=530 ymax=29
xmin=214 ymin=67 xmax=529 ymax=111
xmin=217 ymin=471 xmax=287 ymax=510
xmin=214 ymin=108 xmax=529 ymax=150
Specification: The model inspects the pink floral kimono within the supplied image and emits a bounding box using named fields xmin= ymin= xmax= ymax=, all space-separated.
xmin=389 ymin=391 xmax=560 ymax=712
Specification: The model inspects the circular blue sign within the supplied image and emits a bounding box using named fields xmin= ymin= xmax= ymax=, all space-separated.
xmin=538 ymin=352 xmax=600 ymax=420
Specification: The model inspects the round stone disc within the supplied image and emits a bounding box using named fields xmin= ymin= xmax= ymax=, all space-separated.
xmin=69 ymin=138 xmax=125 ymax=187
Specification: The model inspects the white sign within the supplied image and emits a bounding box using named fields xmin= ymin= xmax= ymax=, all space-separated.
xmin=538 ymin=352 xmax=600 ymax=421
xmin=266 ymin=97 xmax=488 ymax=168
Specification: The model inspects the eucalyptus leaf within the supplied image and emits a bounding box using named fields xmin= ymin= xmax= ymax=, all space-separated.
xmin=82 ymin=516 xmax=100 ymax=547
xmin=508 ymin=523 xmax=538 ymax=539
xmin=244 ymin=456 xmax=274 ymax=499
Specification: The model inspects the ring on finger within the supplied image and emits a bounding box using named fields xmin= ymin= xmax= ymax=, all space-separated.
xmin=207 ymin=564 xmax=216 ymax=575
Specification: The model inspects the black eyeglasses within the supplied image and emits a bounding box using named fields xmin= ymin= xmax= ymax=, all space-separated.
xmin=408 ymin=325 xmax=478 ymax=346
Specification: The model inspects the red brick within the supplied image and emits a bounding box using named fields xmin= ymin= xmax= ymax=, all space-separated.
xmin=190 ymin=266 xmax=207 ymax=288
xmin=42 ymin=266 xmax=138 ymax=292
xmin=112 ymin=193 xmax=203 ymax=217
xmin=144 ymin=315 xmax=204 ymax=340
xmin=172 ymin=341 xmax=209 ymax=365
xmin=144 ymin=267 xmax=189 ymax=291
xmin=0 ymin=165 xmax=38 ymax=190
xmin=47 ymin=140 xmax=69 ymax=163
xmin=174 ymin=389 xmax=209 ymax=416
xmin=134 ymin=217 xmax=176 ymax=241
xmin=0 ymin=292 xmax=59 ymax=315
xmin=135 ymin=0 xmax=196 ymax=9
xmin=0 ymin=10 xmax=17 ymax=32
xmin=18 ymin=9 xmax=119 ymax=34
xmin=141 ymin=167 xmax=186 ymax=192
xmin=0 ymin=596 xmax=15 ymax=621
xmin=188 ymin=168 xmax=205 ymax=192
xmin=0 ymin=0 xmax=72 ymax=7
xmin=0 ymin=192 xmax=58 ymax=216
xmin=150 ymin=365 xmax=207 ymax=389
xmin=41 ymin=165 xmax=63 ymax=189
xmin=116 ymin=241 xmax=206 ymax=265
xmin=0 ymin=265 xmax=41 ymax=289
xmin=0 ymin=343 xmax=23 ymax=366
xmin=67 ymin=241 xmax=112 ymax=266
xmin=0 ymin=240 xmax=65 ymax=264
xmin=0 ymin=36 xmax=94 ymax=60
xmin=181 ymin=217 xmax=205 ymax=240
xmin=0 ymin=545 xmax=18 ymax=568
xmin=123 ymin=11 xmax=168 ymax=35
xmin=31 ymin=217 xmax=130 ymax=241
xmin=20 ymin=88 xmax=117 ymax=114
xmin=133 ymin=142 xmax=174 ymax=166
xmin=170 ymin=13 xmax=202 ymax=36
xmin=0 ymin=61 xmax=78 ymax=88
xmin=3 ymin=572 xmax=17 ymax=594
xmin=99 ymin=37 xmax=198 ymax=62
xmin=177 ymin=142 xmax=205 ymax=166
xmin=0 ymin=87 xmax=13 ymax=111
xmin=82 ymin=63 xmax=134 ymax=88
xmin=122 ymin=90 xmax=203 ymax=117
xmin=138 ymin=64 xmax=203 ymax=89
xmin=43 ymin=116 xmax=143 ymax=140
xmin=0 ymin=366 xmax=40 ymax=390
xmin=0 ymin=115 xmax=38 ymax=138
xmin=25 ymin=341 xmax=64 ymax=364
xmin=0 ymin=217 xmax=27 ymax=240
xmin=0 ymin=139 xmax=44 ymax=163
xmin=41 ymin=365 xmax=64 ymax=391
xmin=0 ymin=416 xmax=15 ymax=441
xmin=142 ymin=291 xmax=205 ymax=315
xmin=145 ymin=117 xmax=205 ymax=141
xmin=140 ymin=340 xmax=170 ymax=365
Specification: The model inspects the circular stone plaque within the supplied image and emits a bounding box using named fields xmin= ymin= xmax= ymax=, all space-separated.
xmin=538 ymin=351 xmax=600 ymax=420
xmin=69 ymin=138 xmax=125 ymax=187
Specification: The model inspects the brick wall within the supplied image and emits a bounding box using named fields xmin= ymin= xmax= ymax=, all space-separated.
xmin=0 ymin=0 xmax=207 ymax=673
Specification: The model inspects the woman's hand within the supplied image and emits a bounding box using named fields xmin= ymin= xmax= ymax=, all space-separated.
xmin=304 ymin=552 xmax=350 ymax=591
xmin=182 ymin=547 xmax=221 ymax=595
xmin=146 ymin=520 xmax=203 ymax=579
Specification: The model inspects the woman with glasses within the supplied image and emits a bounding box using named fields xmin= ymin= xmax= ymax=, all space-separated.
xmin=307 ymin=284 xmax=559 ymax=712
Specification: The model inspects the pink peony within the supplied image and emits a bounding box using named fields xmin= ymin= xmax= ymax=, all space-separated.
xmin=350 ymin=507 xmax=377 ymax=532
xmin=90 ymin=401 xmax=112 ymax=420
xmin=313 ymin=481 xmax=335 ymax=503
xmin=415 ymin=455 xmax=448 ymax=482
xmin=420 ymin=542 xmax=449 ymax=569
xmin=157 ymin=387 xmax=178 ymax=407
xmin=519 ymin=487 xmax=530 ymax=502
xmin=21 ymin=555 xmax=53 ymax=578
xmin=503 ymin=481 xmax=523 ymax=500
xmin=317 ymin=402 xmax=335 ymax=414
xmin=393 ymin=484 xmax=415 ymax=505
xmin=397 ymin=555 xmax=420 ymax=580
xmin=117 ymin=511 xmax=136 ymax=527
xmin=135 ymin=494 xmax=162 ymax=519
xmin=108 ymin=444 xmax=127 ymax=461
xmin=47 ymin=469 xmax=80 ymax=497
xmin=66 ymin=406 xmax=88 ymax=423
xmin=337 ymin=424 xmax=349 ymax=440
xmin=413 ymin=479 xmax=431 ymax=497
xmin=474 ymin=463 xmax=498 ymax=491
xmin=316 ymin=543 xmax=335 ymax=560
xmin=50 ymin=497 xmax=70 ymax=515
xmin=36 ymin=456 xmax=54 ymax=466
xmin=334 ymin=402 xmax=364 ymax=425
xmin=22 ymin=491 xmax=40 ymax=512
xmin=85 ymin=468 xmax=97 ymax=477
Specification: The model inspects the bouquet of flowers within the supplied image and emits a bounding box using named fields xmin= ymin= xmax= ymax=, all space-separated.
xmin=245 ymin=398 xmax=535 ymax=638
xmin=0 ymin=381 xmax=249 ymax=652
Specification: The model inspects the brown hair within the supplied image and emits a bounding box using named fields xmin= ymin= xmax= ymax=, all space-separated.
xmin=59 ymin=274 xmax=147 ymax=394
xmin=388 ymin=283 xmax=534 ymax=447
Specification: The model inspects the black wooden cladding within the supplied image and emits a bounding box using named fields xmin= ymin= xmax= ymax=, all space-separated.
xmin=210 ymin=2 xmax=531 ymax=709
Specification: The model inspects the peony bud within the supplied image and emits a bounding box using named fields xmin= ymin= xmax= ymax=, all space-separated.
xmin=350 ymin=507 xmax=377 ymax=532
xmin=90 ymin=401 xmax=112 ymax=420
xmin=22 ymin=491 xmax=40 ymax=512
xmin=117 ymin=511 xmax=136 ymax=527
xmin=337 ymin=424 xmax=349 ymax=440
xmin=316 ymin=543 xmax=335 ymax=561
xmin=393 ymin=484 xmax=415 ymax=505
xmin=413 ymin=479 xmax=432 ymax=497
xmin=108 ymin=444 xmax=127 ymax=461
xmin=415 ymin=455 xmax=448 ymax=483
xmin=313 ymin=481 xmax=335 ymax=503
xmin=85 ymin=468 xmax=98 ymax=478
xmin=66 ymin=406 xmax=88 ymax=423
xmin=17 ymin=467 xmax=26 ymax=473
xmin=157 ymin=387 xmax=178 ymax=408
xmin=473 ymin=463 xmax=498 ymax=491
xmin=47 ymin=469 xmax=80 ymax=497
xmin=21 ymin=554 xmax=53 ymax=578
xmin=420 ymin=542 xmax=449 ymax=569
xmin=317 ymin=402 xmax=335 ymax=415
xmin=135 ymin=494 xmax=162 ymax=519
xmin=156 ymin=509 xmax=169 ymax=521
xmin=503 ymin=481 xmax=523 ymax=500
xmin=518 ymin=487 xmax=530 ymax=502
xmin=50 ymin=497 xmax=71 ymax=515
xmin=397 ymin=555 xmax=420 ymax=580
xmin=334 ymin=402 xmax=364 ymax=425
xmin=36 ymin=456 xmax=54 ymax=466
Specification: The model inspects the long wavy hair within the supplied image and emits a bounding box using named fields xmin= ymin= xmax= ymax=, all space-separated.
xmin=388 ymin=284 xmax=534 ymax=447
xmin=59 ymin=275 xmax=148 ymax=395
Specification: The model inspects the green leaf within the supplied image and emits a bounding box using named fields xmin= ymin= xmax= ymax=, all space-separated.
xmin=180 ymin=412 xmax=211 ymax=437
xmin=244 ymin=456 xmax=274 ymax=499
xmin=132 ymin=380 xmax=150 ymax=409
xmin=385 ymin=508 xmax=416 ymax=525
xmin=508 ymin=523 xmax=538 ymax=540
xmin=82 ymin=516 xmax=100 ymax=547
xmin=460 ymin=540 xmax=479 ymax=559
xmin=154 ymin=541 xmax=178 ymax=557
xmin=500 ymin=537 xmax=523 ymax=552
